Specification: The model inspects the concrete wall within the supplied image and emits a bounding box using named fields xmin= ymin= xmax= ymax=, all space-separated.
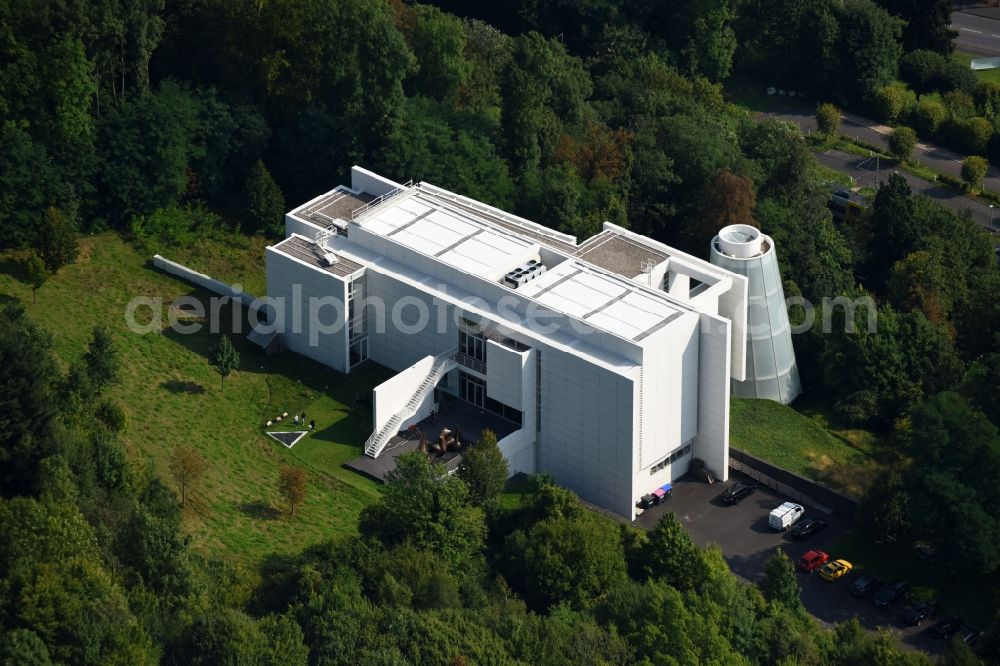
xmin=730 ymin=448 xmax=858 ymax=519
xmin=285 ymin=214 xmax=325 ymax=241
xmin=692 ymin=313 xmax=732 ymax=482
xmin=153 ymin=255 xmax=258 ymax=307
xmin=373 ymin=355 xmax=436 ymax=432
xmin=637 ymin=311 xmax=700 ymax=471
xmin=351 ymin=166 xmax=404 ymax=196
xmin=538 ymin=347 xmax=635 ymax=518
xmin=486 ymin=339 xmax=530 ymax=410
xmin=365 ymin=271 xmax=455 ymax=372
xmin=499 ymin=428 xmax=536 ymax=476
xmin=265 ymin=247 xmax=349 ymax=372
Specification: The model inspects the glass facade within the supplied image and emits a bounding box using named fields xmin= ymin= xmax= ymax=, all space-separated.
xmin=711 ymin=236 xmax=801 ymax=404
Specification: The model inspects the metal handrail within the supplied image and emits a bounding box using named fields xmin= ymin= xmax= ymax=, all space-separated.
xmin=351 ymin=180 xmax=414 ymax=221
xmin=364 ymin=348 xmax=457 ymax=457
xmin=728 ymin=458 xmax=831 ymax=514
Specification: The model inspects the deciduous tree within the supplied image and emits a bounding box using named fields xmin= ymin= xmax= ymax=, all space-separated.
xmin=84 ymin=326 xmax=120 ymax=394
xmin=760 ymin=548 xmax=800 ymax=609
xmin=816 ymin=103 xmax=841 ymax=137
xmin=209 ymin=335 xmax=238 ymax=390
xmin=278 ymin=466 xmax=307 ymax=517
xmin=169 ymin=446 xmax=208 ymax=507
xmin=887 ymin=126 xmax=917 ymax=161
xmin=244 ymin=160 xmax=285 ymax=235
xmin=457 ymin=429 xmax=508 ymax=505
xmin=961 ymin=155 xmax=988 ymax=189
xmin=21 ymin=251 xmax=47 ymax=303
xmin=37 ymin=207 xmax=78 ymax=272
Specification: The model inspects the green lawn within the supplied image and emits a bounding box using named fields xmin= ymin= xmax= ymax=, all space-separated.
xmin=953 ymin=51 xmax=1000 ymax=85
xmin=0 ymin=233 xmax=392 ymax=564
xmin=729 ymin=398 xmax=877 ymax=497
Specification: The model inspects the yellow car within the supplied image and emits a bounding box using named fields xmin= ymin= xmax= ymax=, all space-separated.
xmin=819 ymin=559 xmax=853 ymax=581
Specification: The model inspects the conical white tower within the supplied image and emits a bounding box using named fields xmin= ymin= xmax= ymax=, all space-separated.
xmin=709 ymin=224 xmax=800 ymax=404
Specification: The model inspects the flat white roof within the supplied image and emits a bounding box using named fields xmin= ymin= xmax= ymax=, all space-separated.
xmin=359 ymin=191 xmax=533 ymax=277
xmin=287 ymin=180 xmax=734 ymax=346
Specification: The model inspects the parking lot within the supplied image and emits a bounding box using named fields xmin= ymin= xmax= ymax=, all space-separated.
xmin=635 ymin=472 xmax=945 ymax=654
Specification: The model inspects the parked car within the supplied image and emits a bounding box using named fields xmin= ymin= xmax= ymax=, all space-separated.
xmin=901 ymin=601 xmax=939 ymax=626
xmin=818 ymin=559 xmax=853 ymax=582
xmin=721 ymin=482 xmax=756 ymax=505
xmin=797 ymin=550 xmax=829 ymax=573
xmin=930 ymin=616 xmax=963 ymax=640
xmin=873 ymin=580 xmax=909 ymax=608
xmin=790 ymin=517 xmax=828 ymax=540
xmin=850 ymin=575 xmax=880 ymax=597
xmin=960 ymin=627 xmax=982 ymax=646
xmin=769 ymin=502 xmax=805 ymax=531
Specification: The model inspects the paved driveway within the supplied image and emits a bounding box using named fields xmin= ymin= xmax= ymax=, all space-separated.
xmin=635 ymin=473 xmax=946 ymax=655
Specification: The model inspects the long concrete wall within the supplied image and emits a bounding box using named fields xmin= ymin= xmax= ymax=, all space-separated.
xmin=372 ymin=355 xmax=436 ymax=432
xmin=153 ymin=255 xmax=258 ymax=307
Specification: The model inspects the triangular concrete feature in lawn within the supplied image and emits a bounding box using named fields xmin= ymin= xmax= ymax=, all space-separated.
xmin=266 ymin=431 xmax=308 ymax=449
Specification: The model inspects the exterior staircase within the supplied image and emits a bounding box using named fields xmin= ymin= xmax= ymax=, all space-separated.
xmin=363 ymin=349 xmax=457 ymax=458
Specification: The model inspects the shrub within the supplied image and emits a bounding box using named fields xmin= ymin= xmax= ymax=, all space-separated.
xmin=961 ymin=155 xmax=988 ymax=189
xmin=900 ymin=50 xmax=977 ymax=96
xmin=952 ymin=116 xmax=994 ymax=154
xmin=914 ymin=98 xmax=947 ymax=135
xmin=887 ymin=126 xmax=917 ymax=160
xmin=873 ymin=84 xmax=911 ymax=123
xmin=944 ymin=89 xmax=976 ymax=120
xmin=817 ymin=103 xmax=841 ymax=136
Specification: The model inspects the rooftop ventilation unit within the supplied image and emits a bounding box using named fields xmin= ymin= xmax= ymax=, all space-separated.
xmin=709 ymin=224 xmax=801 ymax=404
xmin=503 ymin=260 xmax=546 ymax=289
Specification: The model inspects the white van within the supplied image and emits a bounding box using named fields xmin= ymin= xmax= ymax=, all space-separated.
xmin=769 ymin=502 xmax=805 ymax=531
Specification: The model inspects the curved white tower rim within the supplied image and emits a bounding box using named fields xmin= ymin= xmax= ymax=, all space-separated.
xmin=709 ymin=225 xmax=801 ymax=404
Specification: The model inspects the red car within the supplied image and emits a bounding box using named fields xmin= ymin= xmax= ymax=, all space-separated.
xmin=797 ymin=550 xmax=829 ymax=573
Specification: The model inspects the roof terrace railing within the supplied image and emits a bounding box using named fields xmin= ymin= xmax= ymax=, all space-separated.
xmin=351 ymin=180 xmax=414 ymax=221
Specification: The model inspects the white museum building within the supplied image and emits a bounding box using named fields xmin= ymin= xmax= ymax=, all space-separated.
xmin=264 ymin=166 xmax=750 ymax=519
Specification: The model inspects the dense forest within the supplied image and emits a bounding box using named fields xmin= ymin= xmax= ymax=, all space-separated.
xmin=1 ymin=0 xmax=1000 ymax=663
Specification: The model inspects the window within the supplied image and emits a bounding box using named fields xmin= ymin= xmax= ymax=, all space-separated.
xmin=459 ymin=372 xmax=485 ymax=407
xmin=649 ymin=442 xmax=693 ymax=474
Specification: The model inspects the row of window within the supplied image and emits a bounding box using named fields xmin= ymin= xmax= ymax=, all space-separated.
xmin=649 ymin=443 xmax=692 ymax=475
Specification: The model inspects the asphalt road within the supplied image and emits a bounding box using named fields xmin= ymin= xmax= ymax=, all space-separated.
xmin=762 ymin=105 xmax=1000 ymax=232
xmin=952 ymin=10 xmax=1000 ymax=55
xmin=818 ymin=149 xmax=999 ymax=230
xmin=636 ymin=474 xmax=947 ymax=656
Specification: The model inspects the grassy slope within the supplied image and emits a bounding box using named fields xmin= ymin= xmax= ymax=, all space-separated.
xmin=0 ymin=233 xmax=392 ymax=564
xmin=729 ymin=398 xmax=877 ymax=497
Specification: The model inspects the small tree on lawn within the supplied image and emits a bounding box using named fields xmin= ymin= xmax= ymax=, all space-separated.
xmin=961 ymin=155 xmax=988 ymax=190
xmin=84 ymin=325 xmax=120 ymax=394
xmin=170 ymin=446 xmax=208 ymax=507
xmin=37 ymin=206 xmax=78 ymax=272
xmin=245 ymin=160 xmax=285 ymax=235
xmin=887 ymin=127 xmax=917 ymax=161
xmin=816 ymin=103 xmax=841 ymax=137
xmin=278 ymin=466 xmax=307 ymax=516
xmin=210 ymin=335 xmax=239 ymax=390
xmin=21 ymin=250 xmax=47 ymax=303
xmin=457 ymin=428 xmax=508 ymax=505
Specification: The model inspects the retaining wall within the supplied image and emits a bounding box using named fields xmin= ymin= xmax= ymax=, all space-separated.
xmin=729 ymin=447 xmax=859 ymax=519
xmin=152 ymin=255 xmax=259 ymax=308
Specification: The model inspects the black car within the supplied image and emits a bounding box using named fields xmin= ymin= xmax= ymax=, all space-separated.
xmin=930 ymin=616 xmax=963 ymax=639
xmin=721 ymin=482 xmax=756 ymax=505
xmin=901 ymin=601 xmax=938 ymax=626
xmin=873 ymin=580 xmax=909 ymax=608
xmin=850 ymin=575 xmax=880 ymax=597
xmin=790 ymin=517 xmax=828 ymax=540
xmin=960 ymin=627 xmax=982 ymax=646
